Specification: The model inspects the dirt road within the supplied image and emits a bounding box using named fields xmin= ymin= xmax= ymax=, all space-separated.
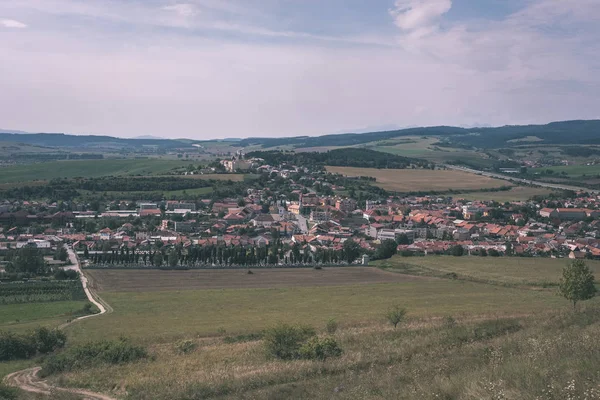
xmin=3 ymin=247 xmax=115 ymax=400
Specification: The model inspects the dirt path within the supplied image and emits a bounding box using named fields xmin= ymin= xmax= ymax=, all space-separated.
xmin=4 ymin=367 xmax=115 ymax=400
xmin=3 ymin=247 xmax=116 ymax=400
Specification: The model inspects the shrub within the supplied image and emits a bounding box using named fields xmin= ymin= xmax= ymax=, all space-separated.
xmin=443 ymin=315 xmax=457 ymax=329
xmin=175 ymin=340 xmax=197 ymax=354
xmin=0 ymin=332 xmax=35 ymax=361
xmin=325 ymin=318 xmax=338 ymax=334
xmin=0 ymin=328 xmax=66 ymax=361
xmin=263 ymin=324 xmax=316 ymax=360
xmin=82 ymin=302 xmax=93 ymax=314
xmin=0 ymin=383 xmax=18 ymax=400
xmin=41 ymin=338 xmax=147 ymax=376
xmin=31 ymin=327 xmax=67 ymax=354
xmin=298 ymin=336 xmax=342 ymax=361
xmin=223 ymin=332 xmax=263 ymax=344
xmin=385 ymin=305 xmax=407 ymax=329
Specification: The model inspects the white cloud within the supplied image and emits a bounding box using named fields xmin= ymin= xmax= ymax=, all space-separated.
xmin=1 ymin=19 xmax=27 ymax=28
xmin=162 ymin=3 xmax=198 ymax=18
xmin=390 ymin=0 xmax=451 ymax=34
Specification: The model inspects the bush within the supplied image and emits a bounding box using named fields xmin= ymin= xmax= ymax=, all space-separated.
xmin=41 ymin=338 xmax=147 ymax=375
xmin=325 ymin=318 xmax=338 ymax=334
xmin=0 ymin=332 xmax=35 ymax=361
xmin=385 ymin=305 xmax=407 ymax=329
xmin=82 ymin=302 xmax=93 ymax=314
xmin=263 ymin=324 xmax=316 ymax=360
xmin=223 ymin=332 xmax=263 ymax=344
xmin=0 ymin=328 xmax=66 ymax=361
xmin=175 ymin=340 xmax=197 ymax=354
xmin=443 ymin=315 xmax=457 ymax=329
xmin=0 ymin=383 xmax=18 ymax=400
xmin=31 ymin=327 xmax=67 ymax=354
xmin=298 ymin=336 xmax=342 ymax=361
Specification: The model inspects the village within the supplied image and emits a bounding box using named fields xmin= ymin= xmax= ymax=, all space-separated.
xmin=1 ymin=155 xmax=600 ymax=271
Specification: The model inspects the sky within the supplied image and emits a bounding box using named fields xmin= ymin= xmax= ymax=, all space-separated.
xmin=0 ymin=0 xmax=599 ymax=139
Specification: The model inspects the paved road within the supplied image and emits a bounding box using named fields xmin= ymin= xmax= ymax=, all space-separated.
xmin=4 ymin=246 xmax=114 ymax=399
xmin=444 ymin=164 xmax=599 ymax=194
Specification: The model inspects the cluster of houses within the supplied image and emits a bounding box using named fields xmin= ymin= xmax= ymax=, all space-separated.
xmin=2 ymin=159 xmax=600 ymax=265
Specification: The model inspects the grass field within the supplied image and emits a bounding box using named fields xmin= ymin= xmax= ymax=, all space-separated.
xmin=453 ymin=186 xmax=555 ymax=202
xmin=326 ymin=166 xmax=508 ymax=192
xmin=67 ymin=267 xmax=569 ymax=344
xmin=86 ymin=267 xmax=424 ymax=292
xmin=3 ymin=263 xmax=599 ymax=399
xmin=0 ymin=300 xmax=90 ymax=334
xmin=533 ymin=163 xmax=600 ymax=178
xmin=374 ymin=255 xmax=600 ymax=287
xmin=0 ymin=159 xmax=190 ymax=183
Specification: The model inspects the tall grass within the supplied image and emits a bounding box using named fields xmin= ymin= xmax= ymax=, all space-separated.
xmin=42 ymin=308 xmax=600 ymax=400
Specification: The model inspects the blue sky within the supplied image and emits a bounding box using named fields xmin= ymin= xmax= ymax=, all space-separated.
xmin=0 ymin=0 xmax=599 ymax=139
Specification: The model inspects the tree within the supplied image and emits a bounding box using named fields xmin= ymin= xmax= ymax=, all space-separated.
xmin=558 ymin=260 xmax=597 ymax=311
xmin=9 ymin=246 xmax=47 ymax=276
xmin=396 ymin=234 xmax=411 ymax=245
xmin=167 ymin=250 xmax=179 ymax=268
xmin=54 ymin=247 xmax=68 ymax=262
xmin=449 ymin=245 xmax=464 ymax=257
xmin=385 ymin=305 xmax=407 ymax=329
xmin=374 ymin=239 xmax=398 ymax=260
xmin=153 ymin=252 xmax=164 ymax=267
xmin=342 ymin=239 xmax=361 ymax=264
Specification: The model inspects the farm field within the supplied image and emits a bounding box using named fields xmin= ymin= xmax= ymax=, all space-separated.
xmin=453 ymin=186 xmax=555 ymax=202
xmin=374 ymin=255 xmax=600 ymax=287
xmin=68 ymin=268 xmax=567 ymax=343
xmin=0 ymin=300 xmax=90 ymax=334
xmin=0 ymin=159 xmax=190 ymax=183
xmin=533 ymin=163 xmax=600 ymax=178
xmin=326 ymin=166 xmax=508 ymax=192
xmin=86 ymin=267 xmax=423 ymax=292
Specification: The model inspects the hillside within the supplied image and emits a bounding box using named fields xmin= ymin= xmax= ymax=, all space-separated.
xmin=2 ymin=120 xmax=599 ymax=151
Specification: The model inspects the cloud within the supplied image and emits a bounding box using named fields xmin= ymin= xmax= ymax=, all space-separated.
xmin=0 ymin=0 xmax=598 ymax=138
xmin=1 ymin=19 xmax=27 ymax=28
xmin=162 ymin=3 xmax=198 ymax=18
xmin=390 ymin=0 xmax=451 ymax=34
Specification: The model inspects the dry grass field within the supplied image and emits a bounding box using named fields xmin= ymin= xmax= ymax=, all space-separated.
xmin=326 ymin=166 xmax=508 ymax=192
xmin=86 ymin=267 xmax=425 ymax=292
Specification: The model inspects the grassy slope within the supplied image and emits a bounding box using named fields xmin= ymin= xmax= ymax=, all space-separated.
xmin=65 ymin=280 xmax=566 ymax=344
xmin=52 ymin=308 xmax=600 ymax=400
xmin=374 ymin=255 xmax=600 ymax=287
xmin=0 ymin=159 xmax=190 ymax=183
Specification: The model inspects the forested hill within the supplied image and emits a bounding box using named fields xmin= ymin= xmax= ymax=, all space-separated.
xmin=1 ymin=120 xmax=599 ymax=150
xmin=246 ymin=148 xmax=434 ymax=169
xmin=0 ymin=133 xmax=189 ymax=149
xmin=239 ymin=120 xmax=600 ymax=149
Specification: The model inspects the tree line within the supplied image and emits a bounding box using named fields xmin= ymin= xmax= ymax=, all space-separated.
xmin=87 ymin=240 xmax=363 ymax=268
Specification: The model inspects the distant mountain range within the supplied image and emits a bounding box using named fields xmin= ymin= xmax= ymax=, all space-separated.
xmin=0 ymin=129 xmax=29 ymax=134
xmin=1 ymin=120 xmax=599 ymax=150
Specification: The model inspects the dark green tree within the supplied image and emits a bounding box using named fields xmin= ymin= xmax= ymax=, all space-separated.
xmin=559 ymin=260 xmax=597 ymax=311
xmin=342 ymin=239 xmax=361 ymax=264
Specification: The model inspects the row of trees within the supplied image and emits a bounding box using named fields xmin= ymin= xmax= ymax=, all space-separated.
xmin=87 ymin=240 xmax=364 ymax=268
